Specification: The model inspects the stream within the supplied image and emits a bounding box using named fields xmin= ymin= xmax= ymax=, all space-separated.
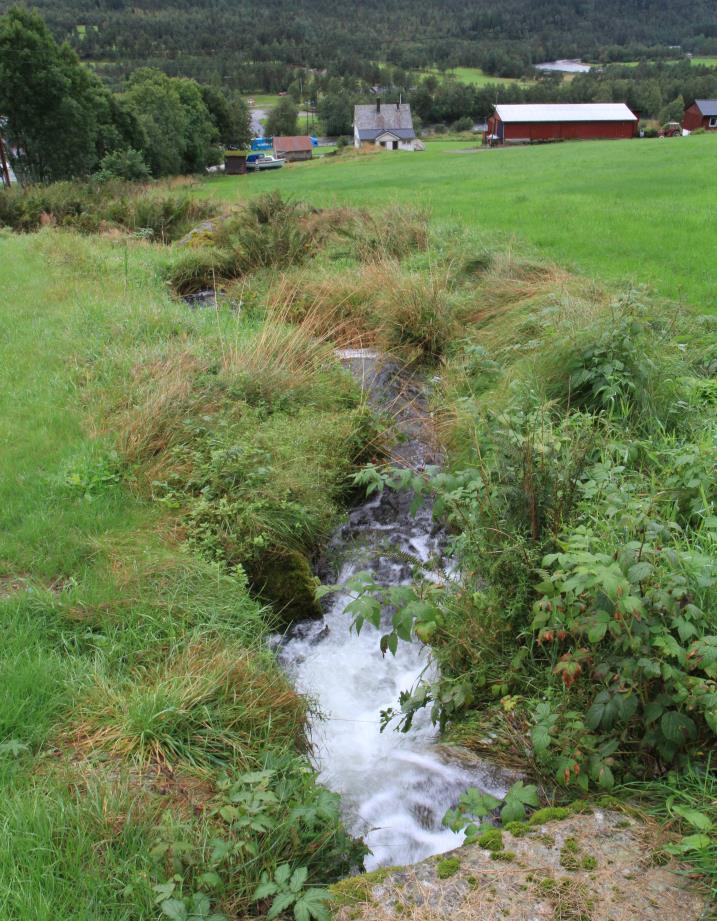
xmin=277 ymin=350 xmax=511 ymax=870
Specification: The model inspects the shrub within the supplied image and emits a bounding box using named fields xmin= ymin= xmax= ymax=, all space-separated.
xmin=96 ymin=148 xmax=151 ymax=182
xmin=451 ymin=116 xmax=474 ymax=133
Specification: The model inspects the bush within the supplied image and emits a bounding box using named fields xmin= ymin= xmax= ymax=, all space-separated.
xmin=96 ymin=148 xmax=151 ymax=182
xmin=451 ymin=116 xmax=474 ymax=132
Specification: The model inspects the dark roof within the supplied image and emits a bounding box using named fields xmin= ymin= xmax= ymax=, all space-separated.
xmin=354 ymin=103 xmax=415 ymax=140
xmin=272 ymin=136 xmax=313 ymax=152
xmin=694 ymin=99 xmax=717 ymax=117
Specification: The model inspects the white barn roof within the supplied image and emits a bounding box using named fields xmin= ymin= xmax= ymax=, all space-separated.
xmin=494 ymin=103 xmax=637 ymax=123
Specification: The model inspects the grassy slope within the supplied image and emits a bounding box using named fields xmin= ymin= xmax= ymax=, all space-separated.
xmin=205 ymin=134 xmax=717 ymax=313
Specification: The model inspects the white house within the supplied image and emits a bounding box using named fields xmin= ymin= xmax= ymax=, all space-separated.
xmin=353 ymin=101 xmax=422 ymax=151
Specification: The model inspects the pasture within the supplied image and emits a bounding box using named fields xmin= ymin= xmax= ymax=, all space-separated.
xmin=206 ymin=134 xmax=717 ymax=312
xmin=421 ymin=65 xmax=531 ymax=87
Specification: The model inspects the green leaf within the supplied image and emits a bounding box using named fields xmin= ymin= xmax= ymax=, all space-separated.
xmin=501 ymin=781 xmax=539 ymax=822
xmin=290 ymin=866 xmax=308 ymax=893
xmin=295 ymin=889 xmax=332 ymax=921
xmin=190 ymin=892 xmax=211 ymax=917
xmin=160 ymin=900 xmax=188 ymax=921
xmin=672 ymin=806 xmax=713 ymax=832
xmin=153 ymin=882 xmax=176 ymax=903
xmin=668 ymin=834 xmax=712 ymax=853
xmin=253 ymin=881 xmax=279 ymax=901
xmin=587 ymin=621 xmax=608 ymax=643
xmin=267 ymin=892 xmax=296 ymax=920
xmin=531 ymin=723 xmax=551 ymax=754
xmin=274 ymin=864 xmax=291 ymax=886
xmin=660 ymin=711 xmax=697 ymax=744
xmin=458 ymin=788 xmax=501 ymax=819
xmin=628 ymin=561 xmax=653 ymax=583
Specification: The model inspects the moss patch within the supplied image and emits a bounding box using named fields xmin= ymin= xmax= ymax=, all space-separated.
xmin=245 ymin=549 xmax=321 ymax=625
xmin=436 ymin=856 xmax=461 ymax=879
xmin=330 ymin=866 xmax=399 ymax=907
xmin=477 ymin=828 xmax=504 ymax=852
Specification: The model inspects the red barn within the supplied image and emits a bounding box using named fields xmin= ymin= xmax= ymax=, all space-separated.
xmin=486 ymin=103 xmax=638 ymax=145
xmin=683 ymin=100 xmax=717 ymax=132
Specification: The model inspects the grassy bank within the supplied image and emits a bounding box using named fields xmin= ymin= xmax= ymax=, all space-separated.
xmin=202 ymin=134 xmax=717 ymax=313
xmin=0 ymin=220 xmax=379 ymax=919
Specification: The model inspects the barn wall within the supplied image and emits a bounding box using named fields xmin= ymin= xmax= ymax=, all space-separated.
xmin=683 ymin=105 xmax=717 ymax=131
xmin=502 ymin=120 xmax=636 ymax=142
xmin=683 ymin=105 xmax=704 ymax=131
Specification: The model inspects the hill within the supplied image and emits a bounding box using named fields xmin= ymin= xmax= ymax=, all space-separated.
xmin=7 ymin=0 xmax=717 ymax=87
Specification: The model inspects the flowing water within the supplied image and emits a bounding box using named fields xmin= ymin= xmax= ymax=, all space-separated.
xmin=278 ymin=351 xmax=511 ymax=870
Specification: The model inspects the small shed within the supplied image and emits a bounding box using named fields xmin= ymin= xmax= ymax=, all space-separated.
xmin=224 ymin=152 xmax=248 ymax=174
xmin=272 ymin=136 xmax=313 ymax=161
xmin=486 ymin=103 xmax=638 ymax=145
xmin=683 ymin=100 xmax=717 ymax=131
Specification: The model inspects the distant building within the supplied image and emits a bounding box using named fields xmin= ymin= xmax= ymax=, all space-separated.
xmin=272 ymin=136 xmax=313 ymax=161
xmin=683 ymin=99 xmax=717 ymax=131
xmin=486 ymin=103 xmax=638 ymax=144
xmin=353 ymin=101 xmax=422 ymax=151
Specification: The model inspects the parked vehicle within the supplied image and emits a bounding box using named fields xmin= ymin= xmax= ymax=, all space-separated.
xmin=246 ymin=153 xmax=285 ymax=171
xmin=659 ymin=121 xmax=683 ymax=138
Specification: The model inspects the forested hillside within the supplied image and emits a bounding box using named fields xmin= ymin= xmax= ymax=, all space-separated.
xmin=6 ymin=0 xmax=717 ymax=87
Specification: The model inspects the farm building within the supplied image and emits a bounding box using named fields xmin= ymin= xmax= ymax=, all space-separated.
xmin=272 ymin=136 xmax=313 ymax=161
xmin=683 ymin=100 xmax=717 ymax=131
xmin=486 ymin=103 xmax=638 ymax=144
xmin=353 ymin=101 xmax=423 ymax=151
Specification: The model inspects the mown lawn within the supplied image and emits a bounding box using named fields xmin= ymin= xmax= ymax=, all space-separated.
xmin=205 ymin=134 xmax=717 ymax=312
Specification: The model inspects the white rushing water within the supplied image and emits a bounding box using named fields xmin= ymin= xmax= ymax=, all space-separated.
xmin=278 ymin=353 xmax=511 ymax=870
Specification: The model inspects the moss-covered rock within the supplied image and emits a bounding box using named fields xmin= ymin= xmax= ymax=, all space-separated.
xmin=245 ymin=550 xmax=321 ymax=625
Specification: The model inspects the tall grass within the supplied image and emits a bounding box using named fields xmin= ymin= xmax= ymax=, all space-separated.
xmin=0 ymin=180 xmax=216 ymax=241
xmin=72 ymin=639 xmax=307 ymax=768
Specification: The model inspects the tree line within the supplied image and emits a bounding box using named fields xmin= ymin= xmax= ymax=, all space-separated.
xmin=8 ymin=0 xmax=717 ymax=92
xmin=0 ymin=8 xmax=251 ymax=183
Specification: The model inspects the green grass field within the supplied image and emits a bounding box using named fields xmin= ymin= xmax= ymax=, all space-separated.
xmin=421 ymin=66 xmax=531 ymax=87
xmin=205 ymin=135 xmax=717 ymax=312
xmin=689 ymin=56 xmax=717 ymax=68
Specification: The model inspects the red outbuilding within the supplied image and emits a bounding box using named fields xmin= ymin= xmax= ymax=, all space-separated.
xmin=486 ymin=103 xmax=638 ymax=145
xmin=683 ymin=100 xmax=717 ymax=132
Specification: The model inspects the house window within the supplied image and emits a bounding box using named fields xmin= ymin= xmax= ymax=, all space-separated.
xmin=709 ymin=117 xmax=717 ymax=128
